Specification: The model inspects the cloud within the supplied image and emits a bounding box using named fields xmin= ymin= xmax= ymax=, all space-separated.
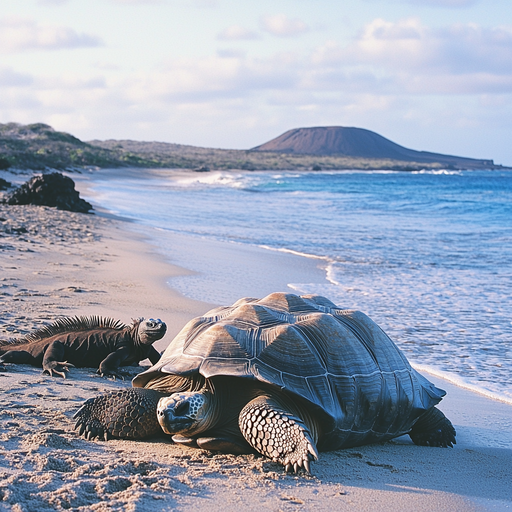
xmin=0 ymin=17 xmax=103 ymax=53
xmin=109 ymin=0 xmax=162 ymax=4
xmin=260 ymin=14 xmax=309 ymax=37
xmin=217 ymin=25 xmax=260 ymax=41
xmin=2 ymin=15 xmax=511 ymax=161
xmin=217 ymin=48 xmax=247 ymax=59
xmin=406 ymin=0 xmax=478 ymax=6
xmin=109 ymin=0 xmax=218 ymax=5
xmin=0 ymin=68 xmax=34 ymax=86
xmin=125 ymin=52 xmax=301 ymax=104
xmin=4 ymin=17 xmax=511 ymax=128
xmin=92 ymin=18 xmax=512 ymax=108
xmin=311 ymin=18 xmax=512 ymax=92
xmin=193 ymin=0 xmax=218 ymax=6
xmin=38 ymin=0 xmax=71 ymax=4
xmin=368 ymin=0 xmax=479 ymax=6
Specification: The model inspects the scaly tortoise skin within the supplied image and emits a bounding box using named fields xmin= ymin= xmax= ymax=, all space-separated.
xmin=74 ymin=293 xmax=455 ymax=473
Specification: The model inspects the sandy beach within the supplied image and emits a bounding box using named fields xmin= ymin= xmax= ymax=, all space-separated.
xmin=1 ymin=195 xmax=511 ymax=512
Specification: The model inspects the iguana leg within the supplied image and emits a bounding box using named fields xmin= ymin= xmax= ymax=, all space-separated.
xmin=42 ymin=340 xmax=74 ymax=378
xmin=238 ymin=396 xmax=319 ymax=474
xmin=97 ymin=348 xmax=131 ymax=378
xmin=74 ymin=388 xmax=167 ymax=441
xmin=409 ymin=407 xmax=456 ymax=448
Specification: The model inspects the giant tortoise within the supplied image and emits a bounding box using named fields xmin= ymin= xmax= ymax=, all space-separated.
xmin=74 ymin=293 xmax=455 ymax=473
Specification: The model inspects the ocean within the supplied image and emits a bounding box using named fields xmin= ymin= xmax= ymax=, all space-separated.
xmin=83 ymin=168 xmax=512 ymax=404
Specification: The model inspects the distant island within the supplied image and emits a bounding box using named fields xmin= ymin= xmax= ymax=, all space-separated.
xmin=0 ymin=122 xmax=503 ymax=172
xmin=253 ymin=127 xmax=496 ymax=169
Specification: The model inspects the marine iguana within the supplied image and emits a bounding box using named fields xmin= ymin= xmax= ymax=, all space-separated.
xmin=0 ymin=316 xmax=166 ymax=377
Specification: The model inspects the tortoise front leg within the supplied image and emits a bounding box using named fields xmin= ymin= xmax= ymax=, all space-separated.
xmin=238 ymin=396 xmax=319 ymax=474
xmin=74 ymin=388 xmax=166 ymax=440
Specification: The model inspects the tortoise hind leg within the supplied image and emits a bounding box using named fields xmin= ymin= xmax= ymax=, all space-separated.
xmin=409 ymin=407 xmax=456 ymax=448
xmin=238 ymin=396 xmax=319 ymax=473
xmin=74 ymin=388 xmax=166 ymax=441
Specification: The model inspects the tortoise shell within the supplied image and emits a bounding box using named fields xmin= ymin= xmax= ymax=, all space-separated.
xmin=133 ymin=293 xmax=445 ymax=450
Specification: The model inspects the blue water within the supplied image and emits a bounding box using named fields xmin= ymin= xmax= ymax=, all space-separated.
xmin=84 ymin=169 xmax=512 ymax=403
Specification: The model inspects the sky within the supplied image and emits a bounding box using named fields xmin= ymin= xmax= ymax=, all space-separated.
xmin=1 ymin=0 xmax=511 ymax=165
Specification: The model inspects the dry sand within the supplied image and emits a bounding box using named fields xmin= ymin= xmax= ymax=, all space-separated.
xmin=0 ymin=202 xmax=511 ymax=512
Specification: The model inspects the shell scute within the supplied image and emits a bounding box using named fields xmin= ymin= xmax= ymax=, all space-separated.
xmin=293 ymin=313 xmax=375 ymax=375
xmin=184 ymin=323 xmax=250 ymax=360
xmin=223 ymin=303 xmax=285 ymax=328
xmin=257 ymin=292 xmax=319 ymax=315
xmin=257 ymin=324 xmax=326 ymax=378
xmin=305 ymin=374 xmax=341 ymax=422
xmin=251 ymin=360 xmax=285 ymax=388
xmin=199 ymin=358 xmax=252 ymax=379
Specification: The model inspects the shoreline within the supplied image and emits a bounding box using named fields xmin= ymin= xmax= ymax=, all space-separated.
xmin=0 ymin=182 xmax=511 ymax=510
xmin=75 ymin=167 xmax=512 ymax=405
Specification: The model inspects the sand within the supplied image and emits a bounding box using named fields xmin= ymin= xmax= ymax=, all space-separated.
xmin=0 ymin=200 xmax=511 ymax=512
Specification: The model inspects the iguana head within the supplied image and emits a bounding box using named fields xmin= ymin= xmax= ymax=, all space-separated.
xmin=133 ymin=318 xmax=167 ymax=345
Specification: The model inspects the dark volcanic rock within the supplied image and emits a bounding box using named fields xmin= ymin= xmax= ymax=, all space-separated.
xmin=3 ymin=172 xmax=93 ymax=213
xmin=0 ymin=177 xmax=11 ymax=190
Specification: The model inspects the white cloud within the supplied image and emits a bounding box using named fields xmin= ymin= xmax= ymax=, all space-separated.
xmin=368 ymin=0 xmax=479 ymax=7
xmin=9 ymin=16 xmax=509 ymax=120
xmin=406 ymin=0 xmax=478 ymax=6
xmin=217 ymin=25 xmax=260 ymax=41
xmin=109 ymin=0 xmax=163 ymax=4
xmin=217 ymin=48 xmax=247 ymax=59
xmin=0 ymin=68 xmax=34 ymax=86
xmin=3 ymin=17 xmax=512 ymax=133
xmin=1 ymin=14 xmax=511 ymax=162
xmin=260 ymin=14 xmax=309 ymax=38
xmin=310 ymin=18 xmax=512 ymax=94
xmin=0 ymin=17 xmax=102 ymax=53
xmin=125 ymin=52 xmax=300 ymax=103
xmin=193 ymin=0 xmax=218 ymax=7
xmin=38 ymin=0 xmax=71 ymax=5
xmin=109 ymin=0 xmax=218 ymax=5
xmin=41 ymin=74 xmax=108 ymax=91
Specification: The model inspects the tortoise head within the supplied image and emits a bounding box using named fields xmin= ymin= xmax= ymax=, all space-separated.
xmin=135 ymin=318 xmax=167 ymax=345
xmin=157 ymin=391 xmax=215 ymax=436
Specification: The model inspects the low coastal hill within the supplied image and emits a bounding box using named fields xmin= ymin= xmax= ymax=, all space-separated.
xmin=253 ymin=126 xmax=494 ymax=169
xmin=0 ymin=122 xmax=502 ymax=172
xmin=0 ymin=123 xmax=153 ymax=171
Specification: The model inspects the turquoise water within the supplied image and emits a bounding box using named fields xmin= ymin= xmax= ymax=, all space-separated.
xmin=85 ymin=169 xmax=512 ymax=403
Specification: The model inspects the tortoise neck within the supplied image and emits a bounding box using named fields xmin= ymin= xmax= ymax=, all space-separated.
xmin=203 ymin=377 xmax=263 ymax=432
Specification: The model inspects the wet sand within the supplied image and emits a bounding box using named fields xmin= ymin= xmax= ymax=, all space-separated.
xmin=0 ymin=200 xmax=511 ymax=512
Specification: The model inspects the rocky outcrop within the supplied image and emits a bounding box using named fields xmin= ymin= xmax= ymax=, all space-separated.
xmin=0 ymin=177 xmax=11 ymax=191
xmin=2 ymin=172 xmax=93 ymax=213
